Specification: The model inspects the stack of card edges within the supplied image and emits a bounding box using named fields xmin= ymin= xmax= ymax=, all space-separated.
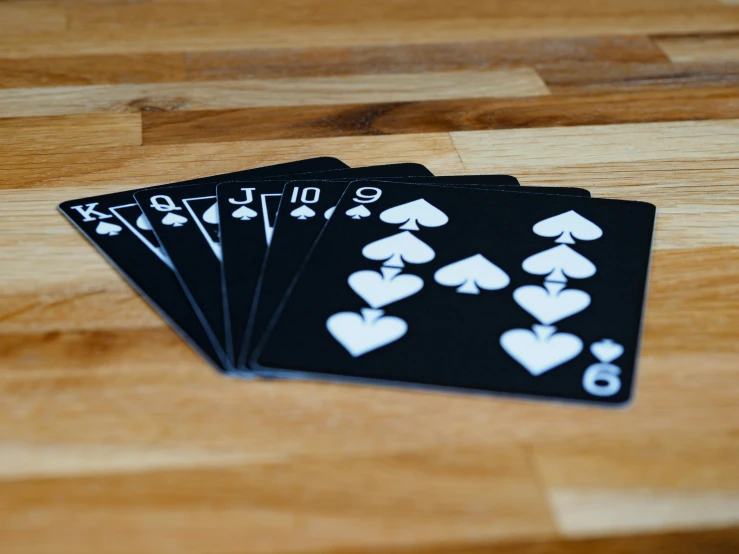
xmin=60 ymin=157 xmax=655 ymax=407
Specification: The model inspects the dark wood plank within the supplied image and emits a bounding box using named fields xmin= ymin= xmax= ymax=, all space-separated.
xmin=651 ymin=30 xmax=739 ymax=41
xmin=142 ymin=86 xmax=739 ymax=144
xmin=185 ymin=36 xmax=669 ymax=80
xmin=327 ymin=526 xmax=739 ymax=553
xmin=538 ymin=62 xmax=739 ymax=94
xmin=0 ymin=54 xmax=186 ymax=89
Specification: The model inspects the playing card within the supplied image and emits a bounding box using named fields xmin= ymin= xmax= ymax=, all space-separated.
xmin=59 ymin=193 xmax=229 ymax=370
xmin=218 ymin=163 xmax=433 ymax=371
xmin=60 ymin=158 xmax=347 ymax=370
xmin=253 ymin=181 xmax=655 ymax=406
xmin=132 ymin=158 xmax=352 ymax=368
xmin=244 ymin=177 xmax=590 ymax=369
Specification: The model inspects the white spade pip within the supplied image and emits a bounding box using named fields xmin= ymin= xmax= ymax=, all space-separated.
xmin=362 ymin=231 xmax=435 ymax=268
xmin=346 ymin=205 xmax=371 ymax=220
xmin=522 ymin=244 xmax=596 ymax=283
xmin=500 ymin=324 xmax=583 ymax=376
xmin=327 ymin=308 xmax=407 ymax=357
xmin=232 ymin=206 xmax=258 ymax=220
xmin=434 ymin=254 xmax=509 ymax=294
xmin=161 ymin=212 xmax=188 ymax=227
xmin=95 ymin=221 xmax=122 ymax=236
xmin=590 ymin=339 xmax=624 ymax=363
xmin=533 ymin=210 xmax=602 ymax=244
xmin=291 ymin=205 xmax=315 ymax=220
xmin=513 ymin=282 xmax=590 ymax=325
xmin=348 ymin=269 xmax=424 ymax=308
xmin=380 ymin=199 xmax=448 ymax=231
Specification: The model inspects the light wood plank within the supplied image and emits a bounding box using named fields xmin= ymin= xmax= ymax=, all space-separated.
xmin=1 ymin=344 xmax=738 ymax=457
xmin=0 ymin=447 xmax=555 ymax=554
xmin=537 ymin=436 xmax=739 ymax=534
xmin=550 ymin=490 xmax=739 ymax=536
xmin=3 ymin=12 xmax=739 ymax=59
xmin=184 ymin=37 xmax=669 ymax=81
xmin=0 ymin=133 xmax=464 ymax=190
xmin=0 ymin=289 xmax=161 ymax=334
xmin=451 ymin=119 xmax=739 ymax=169
xmin=72 ymin=0 xmax=717 ymax=30
xmin=0 ymin=69 xmax=550 ymax=118
xmin=535 ymin=436 xmax=739 ymax=535
xmin=0 ymin=114 xmax=142 ymax=153
xmin=0 ymin=1 xmax=66 ymax=35
xmin=0 ymin=53 xmax=187 ymax=89
xmin=0 ymin=443 xmax=254 ymax=479
xmin=655 ymin=33 xmax=739 ymax=62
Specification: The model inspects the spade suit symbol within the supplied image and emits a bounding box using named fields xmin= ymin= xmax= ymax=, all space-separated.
xmin=590 ymin=339 xmax=624 ymax=363
xmin=380 ymin=199 xmax=448 ymax=231
xmin=434 ymin=254 xmax=509 ymax=294
xmin=95 ymin=221 xmax=122 ymax=236
xmin=500 ymin=324 xmax=583 ymax=376
xmin=161 ymin=212 xmax=188 ymax=227
xmin=203 ymin=202 xmax=219 ymax=224
xmin=324 ymin=206 xmax=336 ymax=219
xmin=348 ymin=270 xmax=424 ymax=308
xmin=533 ymin=210 xmax=602 ymax=244
xmin=513 ymin=282 xmax=590 ymax=325
xmin=362 ymin=231 xmax=435 ymax=268
xmin=327 ymin=308 xmax=407 ymax=357
xmin=232 ymin=206 xmax=258 ymax=220
xmin=291 ymin=205 xmax=315 ymax=220
xmin=135 ymin=214 xmax=152 ymax=231
xmin=346 ymin=205 xmax=371 ymax=220
xmin=522 ymin=244 xmax=596 ymax=283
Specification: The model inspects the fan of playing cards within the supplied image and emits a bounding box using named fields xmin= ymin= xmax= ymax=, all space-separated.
xmin=60 ymin=157 xmax=655 ymax=407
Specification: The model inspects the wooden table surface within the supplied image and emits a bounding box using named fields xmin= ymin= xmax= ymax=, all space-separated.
xmin=2 ymin=0 xmax=739 ymax=552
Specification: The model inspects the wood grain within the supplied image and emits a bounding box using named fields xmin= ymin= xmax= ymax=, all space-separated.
xmin=184 ymin=37 xmax=669 ymax=81
xmin=0 ymin=53 xmax=187 ymax=89
xmin=0 ymin=1 xmax=66 ymax=35
xmin=141 ymin=87 xmax=739 ymax=144
xmin=4 ymin=10 xmax=739 ymax=59
xmin=0 ymin=133 xmax=463 ymax=189
xmin=537 ymin=62 xmax=739 ymax=93
xmin=655 ymin=33 xmax=739 ymax=62
xmin=2 ymin=0 xmax=739 ymax=552
xmin=0 ymin=69 xmax=549 ymax=118
xmin=450 ymin=119 xmax=739 ymax=169
xmin=0 ymin=113 xmax=142 ymax=153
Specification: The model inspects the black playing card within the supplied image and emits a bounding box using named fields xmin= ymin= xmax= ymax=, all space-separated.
xmin=132 ymin=158 xmax=353 ymax=368
xmin=59 ymin=192 xmax=230 ymax=370
xmin=59 ymin=158 xmax=347 ymax=371
xmin=254 ymin=181 xmax=655 ymax=406
xmin=219 ymin=163 xmax=434 ymax=371
xmin=244 ymin=177 xmax=590 ymax=369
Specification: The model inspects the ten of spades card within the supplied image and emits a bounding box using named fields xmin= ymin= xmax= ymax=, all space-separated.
xmin=244 ymin=177 xmax=591 ymax=369
xmin=253 ymin=181 xmax=655 ymax=406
